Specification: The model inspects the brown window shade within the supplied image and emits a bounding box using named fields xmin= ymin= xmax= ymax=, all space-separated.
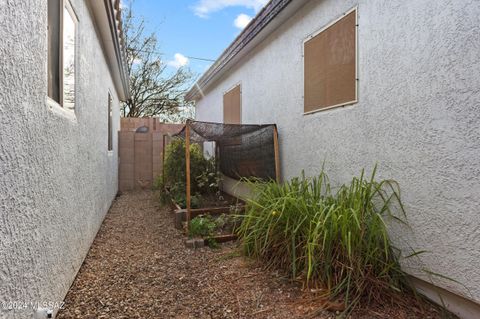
xmin=223 ymin=85 xmax=241 ymax=124
xmin=304 ymin=9 xmax=357 ymax=113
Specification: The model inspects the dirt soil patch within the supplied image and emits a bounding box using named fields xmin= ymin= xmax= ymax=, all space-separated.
xmin=199 ymin=192 xmax=241 ymax=207
xmin=176 ymin=191 xmax=241 ymax=209
xmin=57 ymin=190 xmax=451 ymax=319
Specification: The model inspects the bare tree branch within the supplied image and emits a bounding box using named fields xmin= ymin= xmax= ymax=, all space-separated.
xmin=122 ymin=2 xmax=195 ymax=122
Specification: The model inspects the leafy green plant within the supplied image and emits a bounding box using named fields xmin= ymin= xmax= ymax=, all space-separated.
xmin=191 ymin=194 xmax=202 ymax=209
xmin=216 ymin=212 xmax=243 ymax=234
xmin=170 ymin=192 xmax=201 ymax=209
xmin=206 ymin=237 xmax=220 ymax=249
xmin=196 ymin=169 xmax=221 ymax=194
xmin=152 ymin=175 xmax=164 ymax=190
xmin=237 ymin=166 xmax=416 ymax=313
xmin=189 ymin=215 xmax=217 ymax=238
xmin=189 ymin=214 xmax=240 ymax=248
xmin=160 ymin=138 xmax=219 ymax=208
xmin=173 ymin=192 xmax=186 ymax=208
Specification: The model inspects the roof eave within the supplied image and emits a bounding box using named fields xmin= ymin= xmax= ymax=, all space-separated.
xmin=185 ymin=0 xmax=309 ymax=102
xmin=87 ymin=0 xmax=130 ymax=101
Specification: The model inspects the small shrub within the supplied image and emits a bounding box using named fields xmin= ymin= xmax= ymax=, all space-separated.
xmin=171 ymin=193 xmax=201 ymax=209
xmin=152 ymin=175 xmax=164 ymax=190
xmin=173 ymin=192 xmax=186 ymax=208
xmin=153 ymin=176 xmax=171 ymax=205
xmin=196 ymin=170 xmax=221 ymax=194
xmin=189 ymin=215 xmax=216 ymax=238
xmin=206 ymin=237 xmax=220 ymax=249
xmin=189 ymin=214 xmax=239 ymax=248
xmin=161 ymin=138 xmax=219 ymax=207
xmin=191 ymin=194 xmax=202 ymax=209
xmin=238 ymin=166 xmax=414 ymax=313
xmin=216 ymin=213 xmax=242 ymax=234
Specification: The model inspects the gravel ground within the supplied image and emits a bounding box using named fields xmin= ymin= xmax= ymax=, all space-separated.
xmin=57 ymin=190 xmax=451 ymax=319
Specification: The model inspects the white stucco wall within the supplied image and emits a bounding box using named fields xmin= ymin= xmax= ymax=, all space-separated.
xmin=195 ymin=0 xmax=480 ymax=314
xmin=0 ymin=1 xmax=121 ymax=318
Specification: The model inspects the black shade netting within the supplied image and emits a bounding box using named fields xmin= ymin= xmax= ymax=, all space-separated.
xmin=175 ymin=121 xmax=277 ymax=181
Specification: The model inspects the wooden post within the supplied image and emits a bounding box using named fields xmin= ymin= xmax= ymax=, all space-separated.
xmin=185 ymin=122 xmax=191 ymax=231
xmin=273 ymin=125 xmax=281 ymax=183
xmin=162 ymin=134 xmax=166 ymax=186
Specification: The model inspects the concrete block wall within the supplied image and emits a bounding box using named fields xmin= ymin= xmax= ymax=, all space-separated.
xmin=118 ymin=120 xmax=184 ymax=191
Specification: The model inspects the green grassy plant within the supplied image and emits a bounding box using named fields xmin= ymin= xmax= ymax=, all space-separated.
xmin=237 ymin=166 xmax=413 ymax=312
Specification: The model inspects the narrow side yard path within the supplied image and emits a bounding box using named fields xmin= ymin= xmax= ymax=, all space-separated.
xmin=57 ymin=190 xmax=302 ymax=319
xmin=58 ymin=190 xmax=446 ymax=319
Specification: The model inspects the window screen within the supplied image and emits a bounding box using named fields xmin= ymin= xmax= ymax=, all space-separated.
xmin=304 ymin=9 xmax=357 ymax=113
xmin=223 ymin=85 xmax=241 ymax=124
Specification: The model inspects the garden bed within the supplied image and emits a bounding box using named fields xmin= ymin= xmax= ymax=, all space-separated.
xmin=186 ymin=211 xmax=243 ymax=247
xmin=171 ymin=191 xmax=241 ymax=210
xmin=171 ymin=192 xmax=245 ymax=246
xmin=160 ymin=126 xmax=275 ymax=249
xmin=57 ymin=190 xmax=456 ymax=319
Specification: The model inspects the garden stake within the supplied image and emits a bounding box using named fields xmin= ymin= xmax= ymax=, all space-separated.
xmin=185 ymin=121 xmax=191 ymax=232
xmin=273 ymin=124 xmax=281 ymax=183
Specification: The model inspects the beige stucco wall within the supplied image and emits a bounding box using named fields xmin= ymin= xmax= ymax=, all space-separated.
xmin=220 ymin=175 xmax=252 ymax=200
xmin=0 ymin=1 xmax=121 ymax=318
xmin=194 ymin=0 xmax=480 ymax=317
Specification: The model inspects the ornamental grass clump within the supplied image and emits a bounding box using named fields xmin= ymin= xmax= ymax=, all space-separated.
xmin=238 ymin=166 xmax=412 ymax=312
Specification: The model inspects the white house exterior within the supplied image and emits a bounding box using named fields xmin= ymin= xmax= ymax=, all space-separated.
xmin=186 ymin=0 xmax=480 ymax=318
xmin=0 ymin=1 xmax=129 ymax=318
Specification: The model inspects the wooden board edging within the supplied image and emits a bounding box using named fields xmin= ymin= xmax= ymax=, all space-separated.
xmin=205 ymin=234 xmax=238 ymax=244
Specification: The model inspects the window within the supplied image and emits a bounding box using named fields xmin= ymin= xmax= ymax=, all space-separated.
xmin=223 ymin=84 xmax=241 ymax=124
xmin=108 ymin=93 xmax=113 ymax=151
xmin=304 ymin=9 xmax=357 ymax=113
xmin=48 ymin=0 xmax=77 ymax=110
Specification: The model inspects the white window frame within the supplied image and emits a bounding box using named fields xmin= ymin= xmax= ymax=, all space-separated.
xmin=47 ymin=0 xmax=78 ymax=117
xmin=60 ymin=0 xmax=78 ymax=110
xmin=107 ymin=91 xmax=114 ymax=153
